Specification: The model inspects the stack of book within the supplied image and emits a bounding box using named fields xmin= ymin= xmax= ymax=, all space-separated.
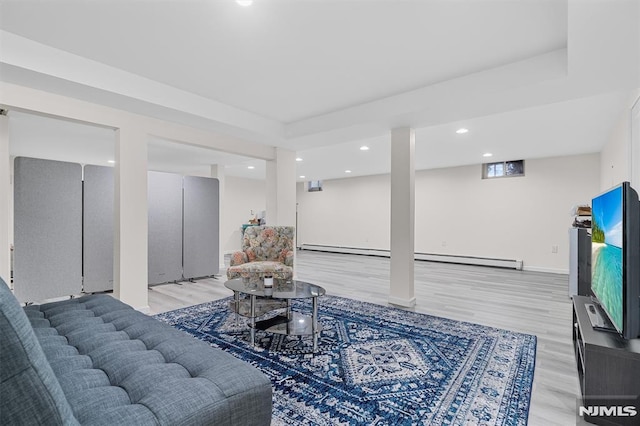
xmin=572 ymin=205 xmax=592 ymax=228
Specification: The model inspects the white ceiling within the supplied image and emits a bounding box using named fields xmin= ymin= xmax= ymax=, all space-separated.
xmin=1 ymin=0 xmax=639 ymax=181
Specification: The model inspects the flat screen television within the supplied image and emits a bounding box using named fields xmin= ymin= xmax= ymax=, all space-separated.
xmin=591 ymin=182 xmax=640 ymax=340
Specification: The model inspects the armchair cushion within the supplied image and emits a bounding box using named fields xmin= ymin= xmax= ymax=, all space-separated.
xmin=246 ymin=249 xmax=257 ymax=262
xmin=244 ymin=226 xmax=294 ymax=262
xmin=227 ymin=261 xmax=293 ymax=280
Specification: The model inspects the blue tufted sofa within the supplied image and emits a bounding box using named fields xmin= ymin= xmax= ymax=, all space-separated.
xmin=0 ymin=277 xmax=272 ymax=425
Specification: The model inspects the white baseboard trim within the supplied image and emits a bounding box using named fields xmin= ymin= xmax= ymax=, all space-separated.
xmin=414 ymin=253 xmax=523 ymax=270
xmin=300 ymin=245 xmax=390 ymax=257
xmin=388 ymin=296 xmax=416 ymax=308
xmin=299 ymin=244 xmax=523 ymax=270
xmin=522 ymin=266 xmax=569 ymax=275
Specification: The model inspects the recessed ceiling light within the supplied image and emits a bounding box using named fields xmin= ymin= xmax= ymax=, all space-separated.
xmin=345 ymin=170 xmax=352 ymax=173
xmin=247 ymin=166 xmax=255 ymax=169
xmin=360 ymin=146 xmax=370 ymax=151
xmin=299 ymin=175 xmax=306 ymax=179
xmin=296 ymin=157 xmax=303 ymax=162
xmin=107 ymin=160 xmax=115 ymax=164
xmin=236 ymin=0 xmax=253 ymax=6
xmin=483 ymin=153 xmax=493 ymax=157
xmin=456 ymin=128 xmax=469 ymax=134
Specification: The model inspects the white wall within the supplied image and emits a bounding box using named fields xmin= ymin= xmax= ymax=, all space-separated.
xmin=297 ymin=174 xmax=391 ymax=250
xmin=601 ymin=90 xmax=640 ymax=190
xmin=601 ymin=103 xmax=632 ymax=189
xmin=0 ymin=118 xmax=9 ymax=283
xmin=414 ymin=155 xmax=599 ymax=273
xmin=222 ymin=177 xmax=266 ymax=255
xmin=297 ymin=153 xmax=601 ymax=274
xmin=634 ymin=97 xmax=640 ymax=190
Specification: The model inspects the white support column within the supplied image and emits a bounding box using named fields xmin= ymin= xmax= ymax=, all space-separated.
xmin=266 ymin=148 xmax=297 ymax=276
xmin=265 ymin=148 xmax=296 ymax=226
xmin=210 ymin=164 xmax=226 ymax=270
xmin=0 ymin=114 xmax=9 ymax=284
xmin=389 ymin=127 xmax=416 ymax=308
xmin=114 ymin=125 xmax=149 ymax=311
xmin=266 ymin=161 xmax=276 ymax=225
xmin=265 ymin=161 xmax=278 ymax=224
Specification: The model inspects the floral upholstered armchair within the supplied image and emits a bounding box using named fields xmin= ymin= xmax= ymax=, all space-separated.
xmin=227 ymin=226 xmax=295 ymax=280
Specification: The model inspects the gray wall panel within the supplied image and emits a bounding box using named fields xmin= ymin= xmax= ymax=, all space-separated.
xmin=14 ymin=157 xmax=83 ymax=302
xmin=183 ymin=176 xmax=219 ymax=279
xmin=83 ymin=165 xmax=114 ymax=293
xmin=148 ymin=171 xmax=183 ymax=285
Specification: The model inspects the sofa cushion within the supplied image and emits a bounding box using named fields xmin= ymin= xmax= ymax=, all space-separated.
xmin=28 ymin=290 xmax=273 ymax=425
xmin=2 ymin=275 xmax=272 ymax=425
xmin=0 ymin=277 xmax=79 ymax=425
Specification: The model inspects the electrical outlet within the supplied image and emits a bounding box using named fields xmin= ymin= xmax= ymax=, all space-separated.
xmin=552 ymin=245 xmax=558 ymax=254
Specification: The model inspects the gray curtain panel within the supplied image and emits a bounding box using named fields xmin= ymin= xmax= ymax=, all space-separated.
xmin=83 ymin=165 xmax=114 ymax=293
xmin=183 ymin=176 xmax=219 ymax=279
xmin=147 ymin=171 xmax=184 ymax=285
xmin=13 ymin=157 xmax=83 ymax=302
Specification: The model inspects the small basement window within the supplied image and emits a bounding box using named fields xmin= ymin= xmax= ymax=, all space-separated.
xmin=483 ymin=160 xmax=524 ymax=179
xmin=308 ymin=180 xmax=323 ymax=192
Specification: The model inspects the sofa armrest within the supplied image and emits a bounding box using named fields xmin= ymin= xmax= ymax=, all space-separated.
xmin=230 ymin=251 xmax=248 ymax=266
xmin=0 ymin=277 xmax=79 ymax=426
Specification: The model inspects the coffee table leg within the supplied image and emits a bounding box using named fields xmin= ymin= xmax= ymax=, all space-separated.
xmin=312 ymin=296 xmax=319 ymax=352
xmin=233 ymin=291 xmax=239 ymax=325
xmin=250 ymin=294 xmax=256 ymax=346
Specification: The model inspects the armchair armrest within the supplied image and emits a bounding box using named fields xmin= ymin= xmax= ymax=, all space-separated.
xmin=283 ymin=250 xmax=294 ymax=267
xmin=230 ymin=251 xmax=248 ymax=266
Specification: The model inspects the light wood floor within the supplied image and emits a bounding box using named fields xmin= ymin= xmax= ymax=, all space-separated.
xmin=148 ymin=250 xmax=582 ymax=426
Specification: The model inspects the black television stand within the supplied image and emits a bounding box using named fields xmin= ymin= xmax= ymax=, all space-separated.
xmin=573 ymin=296 xmax=640 ymax=425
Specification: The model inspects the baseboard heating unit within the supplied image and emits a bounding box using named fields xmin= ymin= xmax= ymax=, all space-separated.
xmin=299 ymin=244 xmax=523 ymax=270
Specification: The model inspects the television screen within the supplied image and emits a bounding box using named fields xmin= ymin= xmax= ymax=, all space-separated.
xmin=591 ymin=185 xmax=624 ymax=332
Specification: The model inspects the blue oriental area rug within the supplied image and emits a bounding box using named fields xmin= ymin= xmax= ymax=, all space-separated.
xmin=155 ymin=295 xmax=536 ymax=426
